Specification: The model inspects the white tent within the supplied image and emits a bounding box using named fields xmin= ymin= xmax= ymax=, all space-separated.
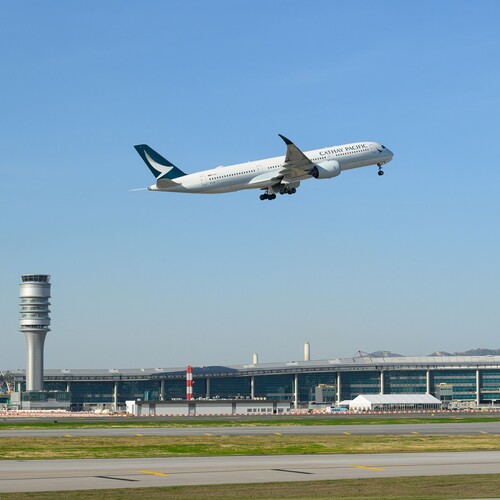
xmin=349 ymin=393 xmax=442 ymax=411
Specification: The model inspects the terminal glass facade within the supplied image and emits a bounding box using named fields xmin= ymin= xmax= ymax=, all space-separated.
xmin=254 ymin=375 xmax=294 ymax=400
xmin=70 ymin=381 xmax=114 ymax=403
xmin=384 ymin=370 xmax=426 ymax=393
xmin=193 ymin=378 xmax=207 ymax=399
xmin=162 ymin=379 xmax=186 ymax=400
xmin=44 ymin=381 xmax=67 ymax=391
xmin=341 ymin=371 xmax=380 ymax=400
xmin=479 ymin=370 xmax=500 ymax=403
xmin=209 ymin=377 xmax=250 ymax=399
xmin=118 ymin=381 xmax=161 ymax=402
xmin=21 ymin=391 xmax=70 ymax=402
xmin=432 ymin=370 xmax=476 ymax=400
xmin=297 ymin=372 xmax=337 ymax=402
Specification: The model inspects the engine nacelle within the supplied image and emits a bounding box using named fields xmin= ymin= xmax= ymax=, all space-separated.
xmin=309 ymin=159 xmax=341 ymax=179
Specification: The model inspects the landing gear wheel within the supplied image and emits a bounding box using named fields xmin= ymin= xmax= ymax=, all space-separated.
xmin=260 ymin=192 xmax=276 ymax=200
xmin=378 ymin=170 xmax=384 ymax=176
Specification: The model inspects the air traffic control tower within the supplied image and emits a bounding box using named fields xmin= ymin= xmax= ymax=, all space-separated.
xmin=19 ymin=274 xmax=51 ymax=390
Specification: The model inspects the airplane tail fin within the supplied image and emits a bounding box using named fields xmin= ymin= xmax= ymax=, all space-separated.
xmin=134 ymin=144 xmax=187 ymax=180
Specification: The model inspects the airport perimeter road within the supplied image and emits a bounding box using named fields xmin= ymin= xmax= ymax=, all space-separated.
xmin=1 ymin=422 xmax=499 ymax=437
xmin=1 ymin=451 xmax=500 ymax=492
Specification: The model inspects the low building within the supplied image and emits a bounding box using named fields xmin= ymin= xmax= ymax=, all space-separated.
xmin=126 ymin=399 xmax=292 ymax=416
xmin=349 ymin=394 xmax=442 ymax=411
xmin=315 ymin=384 xmax=337 ymax=404
xmin=9 ymin=391 xmax=71 ymax=410
xmin=435 ymin=383 xmax=453 ymax=403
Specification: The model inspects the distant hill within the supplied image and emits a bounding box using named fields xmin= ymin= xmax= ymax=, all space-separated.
xmin=428 ymin=348 xmax=500 ymax=357
xmin=455 ymin=348 xmax=500 ymax=356
xmin=369 ymin=351 xmax=404 ymax=358
xmin=355 ymin=348 xmax=500 ymax=358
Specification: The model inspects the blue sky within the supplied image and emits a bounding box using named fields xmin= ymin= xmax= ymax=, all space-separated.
xmin=1 ymin=1 xmax=499 ymax=369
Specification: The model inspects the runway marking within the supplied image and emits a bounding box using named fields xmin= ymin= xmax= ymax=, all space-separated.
xmin=134 ymin=433 xmax=143 ymax=437
xmin=138 ymin=470 xmax=169 ymax=477
xmin=96 ymin=476 xmax=138 ymax=482
xmin=353 ymin=465 xmax=384 ymax=471
xmin=343 ymin=432 xmax=351 ymax=435
xmin=273 ymin=469 xmax=314 ymax=475
xmin=63 ymin=434 xmax=72 ymax=437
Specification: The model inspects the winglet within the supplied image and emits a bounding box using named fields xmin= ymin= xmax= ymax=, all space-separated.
xmin=278 ymin=134 xmax=312 ymax=167
xmin=278 ymin=134 xmax=293 ymax=146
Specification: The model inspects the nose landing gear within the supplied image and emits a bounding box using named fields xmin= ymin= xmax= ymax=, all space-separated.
xmin=377 ymin=164 xmax=385 ymax=176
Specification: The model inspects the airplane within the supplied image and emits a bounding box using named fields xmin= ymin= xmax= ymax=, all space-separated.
xmin=134 ymin=135 xmax=394 ymax=201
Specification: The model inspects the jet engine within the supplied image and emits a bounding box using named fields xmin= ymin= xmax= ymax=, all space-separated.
xmin=309 ymin=160 xmax=341 ymax=179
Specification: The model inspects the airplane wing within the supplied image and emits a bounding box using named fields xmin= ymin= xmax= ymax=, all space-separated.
xmin=278 ymin=134 xmax=314 ymax=178
xmin=248 ymin=170 xmax=283 ymax=186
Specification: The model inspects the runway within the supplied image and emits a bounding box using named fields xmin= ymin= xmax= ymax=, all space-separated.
xmin=1 ymin=451 xmax=500 ymax=492
xmin=1 ymin=421 xmax=499 ymax=437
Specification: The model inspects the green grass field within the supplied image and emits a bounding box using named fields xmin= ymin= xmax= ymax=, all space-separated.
xmin=1 ymin=414 xmax=499 ymax=430
xmin=1 ymin=433 xmax=499 ymax=460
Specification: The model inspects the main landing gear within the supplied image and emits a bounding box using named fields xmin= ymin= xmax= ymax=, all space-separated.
xmin=260 ymin=192 xmax=276 ymax=201
xmin=259 ymin=186 xmax=297 ymax=201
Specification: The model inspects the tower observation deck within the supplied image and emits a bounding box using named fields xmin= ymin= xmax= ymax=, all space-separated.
xmin=19 ymin=274 xmax=51 ymax=391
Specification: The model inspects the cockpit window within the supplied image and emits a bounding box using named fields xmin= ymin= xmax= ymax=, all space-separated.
xmin=381 ymin=145 xmax=386 ymax=149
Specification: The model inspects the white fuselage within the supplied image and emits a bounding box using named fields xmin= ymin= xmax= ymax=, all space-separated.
xmin=148 ymin=141 xmax=393 ymax=194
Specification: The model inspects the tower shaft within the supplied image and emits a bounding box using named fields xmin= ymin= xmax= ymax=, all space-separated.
xmin=23 ymin=331 xmax=47 ymax=390
xmin=19 ymin=275 xmax=51 ymax=391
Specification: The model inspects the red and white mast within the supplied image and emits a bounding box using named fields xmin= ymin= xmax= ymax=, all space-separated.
xmin=186 ymin=365 xmax=193 ymax=400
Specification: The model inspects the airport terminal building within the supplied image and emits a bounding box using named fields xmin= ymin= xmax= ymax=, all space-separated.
xmin=7 ymin=275 xmax=499 ymax=412
xmin=6 ymin=354 xmax=500 ymax=411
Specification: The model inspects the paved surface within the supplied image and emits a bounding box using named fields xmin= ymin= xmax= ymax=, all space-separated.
xmin=1 ymin=422 xmax=499 ymax=437
xmin=1 ymin=451 xmax=500 ymax=492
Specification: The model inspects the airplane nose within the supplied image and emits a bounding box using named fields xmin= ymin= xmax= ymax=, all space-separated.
xmin=385 ymin=149 xmax=394 ymax=162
